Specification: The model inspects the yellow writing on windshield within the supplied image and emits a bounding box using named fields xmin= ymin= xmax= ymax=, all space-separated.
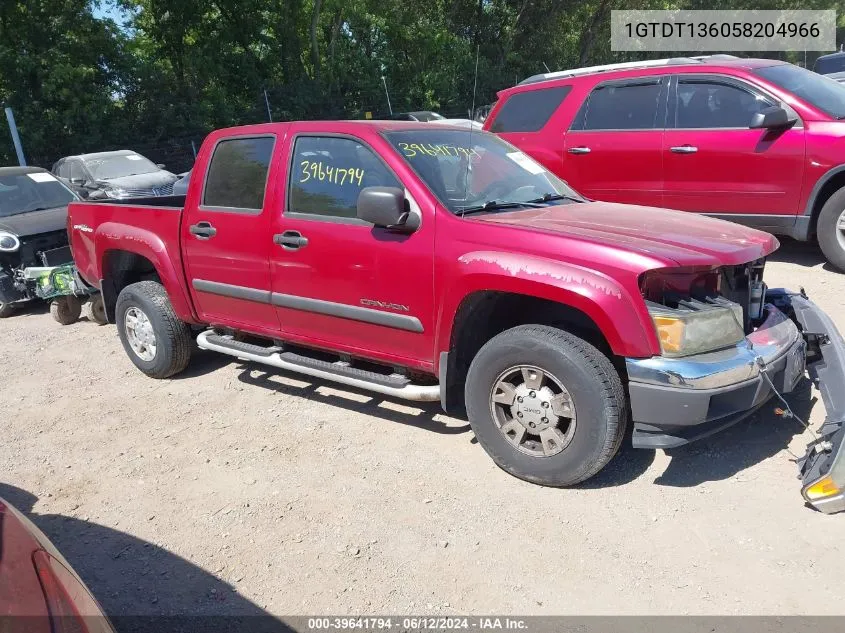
xmin=398 ymin=142 xmax=481 ymax=160
xmin=299 ymin=160 xmax=364 ymax=186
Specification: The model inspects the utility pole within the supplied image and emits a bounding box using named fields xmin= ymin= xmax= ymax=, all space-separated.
xmin=381 ymin=76 xmax=393 ymax=115
xmin=263 ymin=89 xmax=273 ymax=123
xmin=4 ymin=108 xmax=26 ymax=166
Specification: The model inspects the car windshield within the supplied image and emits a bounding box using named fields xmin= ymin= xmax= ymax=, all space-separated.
xmin=756 ymin=63 xmax=845 ymax=119
xmin=383 ymin=129 xmax=581 ymax=215
xmin=84 ymin=153 xmax=160 ymax=180
xmin=0 ymin=172 xmax=75 ymax=217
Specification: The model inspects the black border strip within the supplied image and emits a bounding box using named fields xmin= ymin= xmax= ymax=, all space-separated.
xmin=192 ymin=279 xmax=423 ymax=333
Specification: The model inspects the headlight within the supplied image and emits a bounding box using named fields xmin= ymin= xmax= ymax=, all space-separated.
xmin=647 ymin=297 xmax=745 ymax=357
xmin=103 ymin=186 xmax=129 ymax=199
xmin=0 ymin=231 xmax=20 ymax=252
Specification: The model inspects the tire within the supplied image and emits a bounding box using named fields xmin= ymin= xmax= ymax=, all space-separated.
xmin=86 ymin=294 xmax=108 ymax=325
xmin=817 ymin=187 xmax=845 ymax=272
xmin=465 ymin=324 xmax=627 ymax=487
xmin=50 ymin=296 xmax=82 ymax=325
xmin=0 ymin=302 xmax=15 ymax=318
xmin=115 ymin=281 xmax=192 ymax=378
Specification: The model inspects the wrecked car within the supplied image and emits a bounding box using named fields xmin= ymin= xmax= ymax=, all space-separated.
xmin=66 ymin=122 xmax=845 ymax=511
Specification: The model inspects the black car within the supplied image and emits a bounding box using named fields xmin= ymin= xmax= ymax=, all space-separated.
xmin=52 ymin=149 xmax=178 ymax=200
xmin=0 ymin=167 xmax=77 ymax=317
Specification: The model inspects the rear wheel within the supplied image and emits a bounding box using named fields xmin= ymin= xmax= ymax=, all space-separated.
xmin=115 ymin=281 xmax=191 ymax=378
xmin=817 ymin=187 xmax=845 ymax=272
xmin=86 ymin=294 xmax=108 ymax=325
xmin=50 ymin=296 xmax=82 ymax=325
xmin=465 ymin=325 xmax=626 ymax=486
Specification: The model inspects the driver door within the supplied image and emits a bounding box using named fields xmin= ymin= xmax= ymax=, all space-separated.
xmin=269 ymin=130 xmax=437 ymax=367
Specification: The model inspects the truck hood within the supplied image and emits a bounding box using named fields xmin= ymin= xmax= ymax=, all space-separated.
xmin=0 ymin=204 xmax=68 ymax=237
xmin=473 ymin=202 xmax=779 ymax=267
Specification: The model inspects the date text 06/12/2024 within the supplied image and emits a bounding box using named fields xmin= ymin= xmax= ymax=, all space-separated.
xmin=306 ymin=617 xmax=528 ymax=631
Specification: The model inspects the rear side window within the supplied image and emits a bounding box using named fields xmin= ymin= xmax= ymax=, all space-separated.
xmin=489 ymin=86 xmax=571 ymax=133
xmin=288 ymin=136 xmax=400 ymax=219
xmin=203 ymin=136 xmax=274 ymax=211
xmin=572 ymin=81 xmax=663 ymax=130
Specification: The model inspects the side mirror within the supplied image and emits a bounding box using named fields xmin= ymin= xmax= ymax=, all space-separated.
xmin=357 ymin=186 xmax=419 ymax=233
xmin=69 ymin=177 xmax=86 ymax=187
xmin=156 ymin=163 xmax=166 ymax=169
xmin=750 ymin=106 xmax=795 ymax=129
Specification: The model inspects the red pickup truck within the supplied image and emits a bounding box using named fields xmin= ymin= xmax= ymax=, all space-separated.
xmin=67 ymin=121 xmax=845 ymax=510
xmin=485 ymin=56 xmax=845 ymax=271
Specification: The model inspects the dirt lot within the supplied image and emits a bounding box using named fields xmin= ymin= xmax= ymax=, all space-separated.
xmin=2 ymin=239 xmax=845 ymax=617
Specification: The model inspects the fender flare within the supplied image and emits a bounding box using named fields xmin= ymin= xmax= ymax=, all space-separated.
xmin=436 ymin=251 xmax=660 ymax=360
xmin=95 ymin=222 xmax=197 ymax=323
xmin=803 ymin=164 xmax=845 ymax=217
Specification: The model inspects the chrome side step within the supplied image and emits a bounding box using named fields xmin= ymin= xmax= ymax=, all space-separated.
xmin=196 ymin=330 xmax=441 ymax=402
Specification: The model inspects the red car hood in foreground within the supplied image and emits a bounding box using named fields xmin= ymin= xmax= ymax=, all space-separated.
xmin=474 ymin=202 xmax=780 ymax=267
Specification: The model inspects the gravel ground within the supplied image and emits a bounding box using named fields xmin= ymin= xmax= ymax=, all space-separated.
xmin=1 ymin=239 xmax=844 ymax=618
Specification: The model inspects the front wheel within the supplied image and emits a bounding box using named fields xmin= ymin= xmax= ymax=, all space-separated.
xmin=0 ymin=302 xmax=15 ymax=318
xmin=465 ymin=325 xmax=627 ymax=487
xmin=817 ymin=187 xmax=845 ymax=272
xmin=50 ymin=296 xmax=82 ymax=325
xmin=115 ymin=281 xmax=192 ymax=378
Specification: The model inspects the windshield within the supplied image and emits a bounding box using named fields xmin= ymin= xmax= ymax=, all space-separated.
xmin=383 ymin=129 xmax=581 ymax=215
xmin=84 ymin=153 xmax=160 ymax=180
xmin=756 ymin=64 xmax=845 ymax=119
xmin=0 ymin=172 xmax=75 ymax=217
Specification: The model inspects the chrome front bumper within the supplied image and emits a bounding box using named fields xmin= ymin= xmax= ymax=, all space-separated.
xmin=626 ymin=304 xmax=807 ymax=448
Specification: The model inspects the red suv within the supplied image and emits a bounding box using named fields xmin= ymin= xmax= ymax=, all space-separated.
xmin=485 ymin=55 xmax=845 ymax=271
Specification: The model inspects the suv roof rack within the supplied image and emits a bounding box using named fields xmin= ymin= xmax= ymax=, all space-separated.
xmin=517 ymin=54 xmax=740 ymax=86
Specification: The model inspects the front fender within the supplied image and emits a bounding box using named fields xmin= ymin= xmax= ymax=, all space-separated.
xmin=95 ymin=222 xmax=197 ymax=323
xmin=437 ymin=251 xmax=660 ymax=358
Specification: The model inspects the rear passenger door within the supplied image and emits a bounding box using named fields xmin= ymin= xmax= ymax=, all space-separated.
xmin=563 ymin=77 xmax=667 ymax=207
xmin=182 ymin=133 xmax=282 ymax=334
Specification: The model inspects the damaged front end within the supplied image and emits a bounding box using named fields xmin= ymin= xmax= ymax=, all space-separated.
xmin=769 ymin=289 xmax=845 ymax=515
xmin=631 ymin=261 xmax=845 ymax=514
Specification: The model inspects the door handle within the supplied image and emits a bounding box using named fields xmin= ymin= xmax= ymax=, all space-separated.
xmin=567 ymin=146 xmax=591 ymax=155
xmin=189 ymin=221 xmax=217 ymax=239
xmin=670 ymin=145 xmax=698 ymax=154
xmin=273 ymin=230 xmax=309 ymax=251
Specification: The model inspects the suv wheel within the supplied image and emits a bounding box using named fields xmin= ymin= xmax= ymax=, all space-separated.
xmin=465 ymin=325 xmax=626 ymax=486
xmin=115 ymin=281 xmax=192 ymax=378
xmin=817 ymin=187 xmax=845 ymax=272
xmin=0 ymin=302 xmax=15 ymax=318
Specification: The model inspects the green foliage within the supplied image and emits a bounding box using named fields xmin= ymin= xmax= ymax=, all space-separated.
xmin=0 ymin=0 xmax=842 ymax=167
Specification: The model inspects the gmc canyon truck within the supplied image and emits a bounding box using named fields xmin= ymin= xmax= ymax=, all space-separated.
xmin=67 ymin=121 xmax=845 ymax=511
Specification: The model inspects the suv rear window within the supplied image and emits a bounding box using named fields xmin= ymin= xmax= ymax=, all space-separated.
xmin=203 ymin=136 xmax=275 ymax=211
xmin=489 ymin=86 xmax=571 ymax=133
xmin=571 ymin=81 xmax=663 ymax=130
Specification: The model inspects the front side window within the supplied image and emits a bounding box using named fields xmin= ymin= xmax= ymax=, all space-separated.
xmin=756 ymin=63 xmax=845 ymax=119
xmin=675 ymin=80 xmax=773 ymax=128
xmin=0 ymin=172 xmax=76 ymax=218
xmin=203 ymin=136 xmax=275 ymax=211
xmin=68 ymin=161 xmax=86 ymax=182
xmin=384 ymin=129 xmax=581 ymax=215
xmin=85 ymin=153 xmax=159 ymax=180
xmin=573 ymin=81 xmax=662 ymax=130
xmin=288 ymin=136 xmax=401 ymax=219
xmin=490 ymin=86 xmax=571 ymax=133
